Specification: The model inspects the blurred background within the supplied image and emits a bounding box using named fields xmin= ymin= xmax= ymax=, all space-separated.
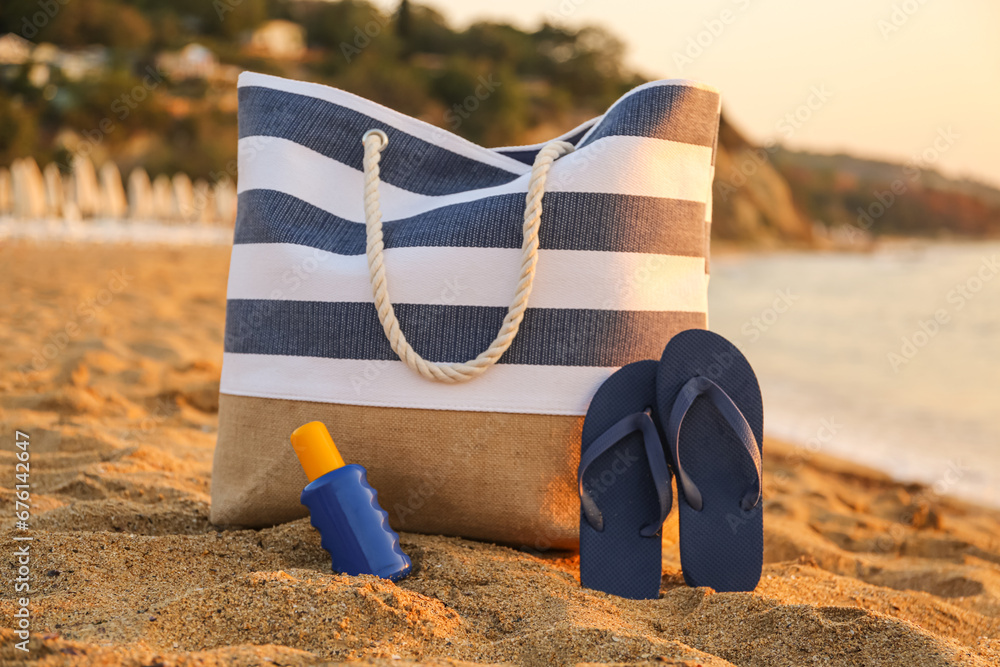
xmin=1 ymin=0 xmax=998 ymax=240
xmin=1 ymin=0 xmax=997 ymax=505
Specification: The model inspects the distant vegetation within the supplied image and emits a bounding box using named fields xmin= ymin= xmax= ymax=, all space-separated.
xmin=771 ymin=149 xmax=1000 ymax=240
xmin=709 ymin=114 xmax=1000 ymax=245
xmin=0 ymin=0 xmax=643 ymax=179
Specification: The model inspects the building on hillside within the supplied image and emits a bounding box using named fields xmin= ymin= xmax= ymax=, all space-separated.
xmin=157 ymin=43 xmax=217 ymax=80
xmin=0 ymin=33 xmax=32 ymax=65
xmin=28 ymin=42 xmax=108 ymax=81
xmin=156 ymin=43 xmax=239 ymax=82
xmin=246 ymin=20 xmax=306 ymax=61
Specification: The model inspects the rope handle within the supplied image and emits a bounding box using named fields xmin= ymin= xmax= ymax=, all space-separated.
xmin=361 ymin=128 xmax=575 ymax=383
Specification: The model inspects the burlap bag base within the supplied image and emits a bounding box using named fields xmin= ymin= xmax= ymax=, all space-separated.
xmin=211 ymin=393 xmax=583 ymax=550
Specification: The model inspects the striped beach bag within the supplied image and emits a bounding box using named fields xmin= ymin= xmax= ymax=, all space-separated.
xmin=211 ymin=71 xmax=721 ymax=549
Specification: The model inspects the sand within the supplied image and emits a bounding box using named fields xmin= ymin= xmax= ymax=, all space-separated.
xmin=1 ymin=241 xmax=1000 ymax=666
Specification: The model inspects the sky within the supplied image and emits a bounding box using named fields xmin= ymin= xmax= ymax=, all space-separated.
xmin=372 ymin=0 xmax=1000 ymax=188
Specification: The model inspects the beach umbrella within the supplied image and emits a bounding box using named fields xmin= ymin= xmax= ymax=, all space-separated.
xmin=151 ymin=174 xmax=175 ymax=221
xmin=0 ymin=167 xmax=11 ymax=215
xmin=12 ymin=158 xmax=47 ymax=218
xmin=26 ymin=158 xmax=47 ymax=218
xmin=172 ymin=172 xmax=195 ymax=222
xmin=99 ymin=161 xmax=128 ymax=219
xmin=9 ymin=159 xmax=25 ymax=217
xmin=61 ymin=173 xmax=81 ymax=221
xmin=193 ymin=179 xmax=216 ymax=224
xmin=214 ymin=179 xmax=237 ymax=227
xmin=127 ymin=167 xmax=154 ymax=220
xmin=72 ymin=155 xmax=100 ymax=218
xmin=42 ymin=163 xmax=64 ymax=218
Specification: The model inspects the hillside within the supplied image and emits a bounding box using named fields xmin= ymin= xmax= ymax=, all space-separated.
xmin=771 ymin=148 xmax=1000 ymax=240
xmin=0 ymin=0 xmax=644 ymax=177
xmin=0 ymin=0 xmax=809 ymax=246
xmin=710 ymin=115 xmax=814 ymax=246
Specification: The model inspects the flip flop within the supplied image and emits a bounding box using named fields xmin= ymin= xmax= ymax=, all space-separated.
xmin=579 ymin=360 xmax=672 ymax=599
xmin=656 ymin=329 xmax=764 ymax=592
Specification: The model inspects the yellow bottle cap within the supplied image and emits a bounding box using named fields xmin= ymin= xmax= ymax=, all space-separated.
xmin=290 ymin=421 xmax=346 ymax=482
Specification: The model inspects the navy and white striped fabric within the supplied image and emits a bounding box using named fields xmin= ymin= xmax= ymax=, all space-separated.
xmin=222 ymin=72 xmax=721 ymax=415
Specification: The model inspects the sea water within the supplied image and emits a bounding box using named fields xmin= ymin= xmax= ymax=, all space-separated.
xmin=709 ymin=241 xmax=1000 ymax=508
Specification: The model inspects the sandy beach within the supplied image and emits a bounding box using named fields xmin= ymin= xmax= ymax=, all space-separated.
xmin=2 ymin=241 xmax=1000 ymax=666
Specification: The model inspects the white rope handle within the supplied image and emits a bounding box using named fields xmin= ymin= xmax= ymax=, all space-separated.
xmin=361 ymin=128 xmax=575 ymax=383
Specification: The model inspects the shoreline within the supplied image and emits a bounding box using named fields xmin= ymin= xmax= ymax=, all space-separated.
xmin=709 ymin=241 xmax=1000 ymax=513
xmin=762 ymin=414 xmax=998 ymax=512
xmin=711 ymin=234 xmax=1000 ymax=258
xmin=5 ymin=216 xmax=1000 ymax=252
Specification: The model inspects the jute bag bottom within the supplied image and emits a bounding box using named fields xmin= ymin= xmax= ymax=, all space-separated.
xmin=211 ymin=394 xmax=582 ymax=550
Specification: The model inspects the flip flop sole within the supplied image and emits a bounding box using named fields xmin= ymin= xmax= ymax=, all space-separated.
xmin=579 ymin=360 xmax=668 ymax=599
xmin=657 ymin=330 xmax=764 ymax=592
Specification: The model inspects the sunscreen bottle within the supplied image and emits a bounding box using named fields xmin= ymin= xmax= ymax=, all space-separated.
xmin=290 ymin=421 xmax=411 ymax=581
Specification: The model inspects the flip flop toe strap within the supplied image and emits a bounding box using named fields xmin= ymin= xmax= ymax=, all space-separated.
xmin=668 ymin=376 xmax=762 ymax=512
xmin=578 ymin=409 xmax=671 ymax=536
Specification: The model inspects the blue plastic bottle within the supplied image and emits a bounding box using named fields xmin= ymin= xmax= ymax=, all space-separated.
xmin=291 ymin=421 xmax=411 ymax=581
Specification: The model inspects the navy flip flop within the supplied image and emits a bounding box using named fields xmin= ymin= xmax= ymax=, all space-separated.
xmin=579 ymin=360 xmax=672 ymax=599
xmin=656 ymin=330 xmax=764 ymax=592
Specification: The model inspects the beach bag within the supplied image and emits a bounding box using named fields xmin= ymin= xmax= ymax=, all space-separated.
xmin=211 ymin=71 xmax=721 ymax=549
